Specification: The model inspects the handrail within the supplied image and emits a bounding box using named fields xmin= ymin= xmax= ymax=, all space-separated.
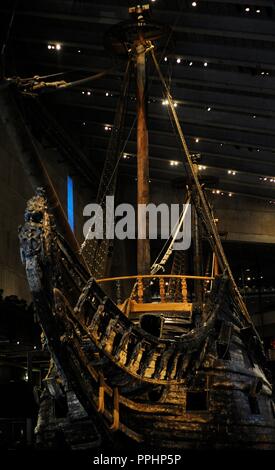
xmin=96 ymin=274 xmax=214 ymax=283
xmin=96 ymin=274 xmax=214 ymax=305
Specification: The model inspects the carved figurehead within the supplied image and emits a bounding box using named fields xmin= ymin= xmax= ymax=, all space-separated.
xmin=18 ymin=187 xmax=57 ymax=293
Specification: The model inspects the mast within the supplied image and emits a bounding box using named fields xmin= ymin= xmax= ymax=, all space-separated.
xmin=136 ymin=40 xmax=151 ymax=275
xmin=104 ymin=3 xmax=169 ymax=276
xmin=192 ymin=158 xmax=203 ymax=308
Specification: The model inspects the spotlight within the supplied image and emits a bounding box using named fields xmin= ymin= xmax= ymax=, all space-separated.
xmin=164 ymin=57 xmax=168 ymax=62
xmin=207 ymin=107 xmax=211 ymax=111
xmin=189 ymin=61 xmax=193 ymax=66
xmin=56 ymin=43 xmax=61 ymax=50
xmin=177 ymin=58 xmax=181 ymax=64
xmin=47 ymin=45 xmax=52 ymax=50
xmin=245 ymin=7 xmax=250 ymax=13
xmin=204 ymin=62 xmax=208 ymax=67
xmin=192 ymin=1 xmax=197 ymax=6
xmin=195 ymin=138 xmax=199 ymax=143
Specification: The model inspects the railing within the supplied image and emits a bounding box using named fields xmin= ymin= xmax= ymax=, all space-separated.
xmin=97 ymin=274 xmax=214 ymax=305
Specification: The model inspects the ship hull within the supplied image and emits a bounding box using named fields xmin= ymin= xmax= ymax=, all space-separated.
xmin=19 ymin=190 xmax=275 ymax=450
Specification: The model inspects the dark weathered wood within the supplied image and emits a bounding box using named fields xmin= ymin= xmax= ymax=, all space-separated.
xmin=136 ymin=43 xmax=150 ymax=275
xmin=18 ymin=190 xmax=275 ymax=449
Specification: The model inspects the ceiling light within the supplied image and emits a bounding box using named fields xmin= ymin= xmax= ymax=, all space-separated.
xmin=82 ymin=122 xmax=86 ymax=126
xmin=261 ymin=71 xmax=265 ymax=75
xmin=216 ymin=190 xmax=220 ymax=194
xmin=256 ymin=9 xmax=260 ymax=13
xmin=245 ymin=7 xmax=250 ymax=12
xmin=162 ymin=99 xmax=168 ymax=105
xmin=173 ymin=102 xmax=178 ymax=107
xmin=170 ymin=161 xmax=179 ymax=166
xmin=192 ymin=1 xmax=197 ymax=6
xmin=189 ymin=61 xmax=193 ymax=66
xmin=164 ymin=57 xmax=168 ymax=62
xmin=56 ymin=43 xmax=61 ymax=50
xmin=78 ymin=49 xmax=81 ymax=53
xmin=228 ymin=170 xmax=232 ymax=174
xmin=204 ymin=62 xmax=208 ymax=67
xmin=229 ymin=193 xmax=232 ymax=197
xmin=106 ymin=92 xmax=109 ymax=96
xmin=81 ymin=91 xmax=85 ymax=95
xmin=47 ymin=45 xmax=52 ymax=50
xmin=177 ymin=58 xmax=181 ymax=64
xmin=87 ymin=91 xmax=91 ymax=96
xmin=17 ymin=341 xmax=20 ymax=345
xmin=195 ymin=138 xmax=199 ymax=143
xmin=253 ymin=115 xmax=256 ymax=118
xmin=207 ymin=107 xmax=211 ymax=111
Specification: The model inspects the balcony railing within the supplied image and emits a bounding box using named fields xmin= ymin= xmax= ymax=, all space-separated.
xmin=97 ymin=274 xmax=214 ymax=305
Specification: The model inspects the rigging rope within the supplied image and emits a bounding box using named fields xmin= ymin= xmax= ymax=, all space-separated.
xmin=80 ymin=60 xmax=133 ymax=255
xmin=151 ymin=195 xmax=191 ymax=274
xmin=150 ymin=46 xmax=253 ymax=325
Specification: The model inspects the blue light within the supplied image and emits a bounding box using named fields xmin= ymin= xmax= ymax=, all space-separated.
xmin=67 ymin=176 xmax=74 ymax=232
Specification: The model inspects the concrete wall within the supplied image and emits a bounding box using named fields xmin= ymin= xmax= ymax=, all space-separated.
xmin=118 ymin=175 xmax=275 ymax=244
xmin=213 ymin=196 xmax=275 ymax=244
xmin=0 ymin=123 xmax=33 ymax=300
xmin=0 ymin=121 xmax=94 ymax=301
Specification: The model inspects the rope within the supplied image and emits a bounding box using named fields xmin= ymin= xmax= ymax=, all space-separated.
xmin=151 ymin=195 xmax=191 ymax=274
xmin=1 ymin=0 xmax=18 ymax=79
xmin=150 ymin=47 xmax=253 ymax=325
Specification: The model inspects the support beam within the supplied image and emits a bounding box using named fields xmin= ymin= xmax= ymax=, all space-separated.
xmin=136 ymin=43 xmax=150 ymax=275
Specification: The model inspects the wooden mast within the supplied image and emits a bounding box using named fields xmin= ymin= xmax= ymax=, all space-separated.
xmin=136 ymin=40 xmax=151 ymax=275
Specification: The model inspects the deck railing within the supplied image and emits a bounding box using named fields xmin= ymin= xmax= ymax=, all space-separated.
xmin=97 ymin=274 xmax=214 ymax=304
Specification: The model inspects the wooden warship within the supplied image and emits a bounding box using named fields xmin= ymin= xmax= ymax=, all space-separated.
xmin=16 ymin=5 xmax=275 ymax=450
